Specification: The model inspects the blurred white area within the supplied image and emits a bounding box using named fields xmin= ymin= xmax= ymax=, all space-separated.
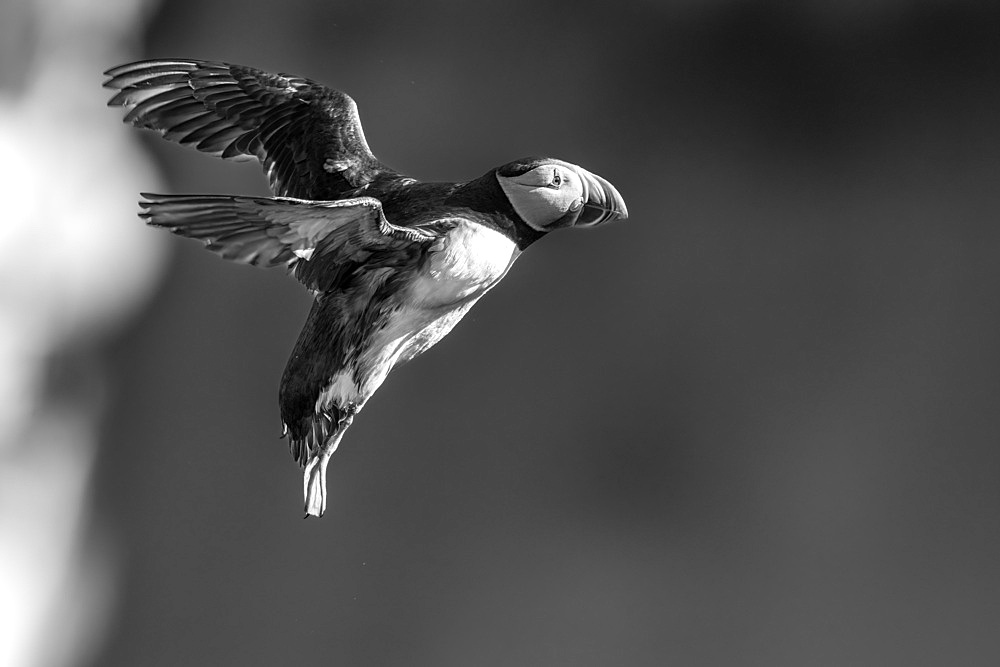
xmin=0 ymin=0 xmax=165 ymax=664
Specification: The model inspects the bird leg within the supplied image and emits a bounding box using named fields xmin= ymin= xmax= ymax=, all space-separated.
xmin=303 ymin=412 xmax=354 ymax=518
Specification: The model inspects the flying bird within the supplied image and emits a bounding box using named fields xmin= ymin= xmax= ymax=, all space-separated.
xmin=103 ymin=59 xmax=628 ymax=517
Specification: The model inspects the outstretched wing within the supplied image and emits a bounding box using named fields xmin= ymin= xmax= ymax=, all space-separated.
xmin=104 ymin=59 xmax=397 ymax=199
xmin=139 ymin=194 xmax=436 ymax=292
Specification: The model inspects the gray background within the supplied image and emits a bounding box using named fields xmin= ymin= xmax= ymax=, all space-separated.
xmin=89 ymin=1 xmax=1000 ymax=665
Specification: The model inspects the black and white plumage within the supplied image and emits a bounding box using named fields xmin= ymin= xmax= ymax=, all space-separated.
xmin=104 ymin=59 xmax=628 ymax=517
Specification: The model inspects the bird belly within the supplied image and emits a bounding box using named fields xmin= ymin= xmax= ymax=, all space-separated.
xmin=313 ymin=301 xmax=476 ymax=413
xmin=394 ymin=300 xmax=478 ymax=364
xmin=313 ymin=222 xmax=518 ymax=414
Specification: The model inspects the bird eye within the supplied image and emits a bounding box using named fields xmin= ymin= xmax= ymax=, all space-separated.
xmin=550 ymin=171 xmax=562 ymax=188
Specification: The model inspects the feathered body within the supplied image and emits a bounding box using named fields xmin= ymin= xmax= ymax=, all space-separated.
xmin=104 ymin=59 xmax=627 ymax=516
xmin=279 ymin=183 xmax=525 ymax=466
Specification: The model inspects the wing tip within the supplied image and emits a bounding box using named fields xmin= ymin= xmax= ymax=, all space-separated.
xmin=103 ymin=58 xmax=209 ymax=77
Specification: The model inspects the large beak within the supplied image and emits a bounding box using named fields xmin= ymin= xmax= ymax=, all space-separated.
xmin=574 ymin=167 xmax=629 ymax=227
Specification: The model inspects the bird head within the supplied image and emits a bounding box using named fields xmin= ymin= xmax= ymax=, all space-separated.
xmin=496 ymin=157 xmax=628 ymax=232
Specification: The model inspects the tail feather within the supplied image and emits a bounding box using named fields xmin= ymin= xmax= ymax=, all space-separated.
xmin=290 ymin=412 xmax=354 ymax=518
xmin=284 ymin=409 xmax=343 ymax=467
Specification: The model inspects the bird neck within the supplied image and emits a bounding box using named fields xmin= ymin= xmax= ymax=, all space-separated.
xmin=445 ymin=171 xmax=546 ymax=250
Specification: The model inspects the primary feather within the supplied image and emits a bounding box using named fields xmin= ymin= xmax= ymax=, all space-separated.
xmin=104 ymin=59 xmax=394 ymax=199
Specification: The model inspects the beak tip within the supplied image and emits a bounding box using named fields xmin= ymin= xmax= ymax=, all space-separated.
xmin=593 ymin=190 xmax=629 ymax=226
xmin=614 ymin=199 xmax=629 ymax=221
xmin=573 ymin=164 xmax=629 ymax=226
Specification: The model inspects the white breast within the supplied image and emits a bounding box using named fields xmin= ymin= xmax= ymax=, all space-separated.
xmin=411 ymin=220 xmax=520 ymax=307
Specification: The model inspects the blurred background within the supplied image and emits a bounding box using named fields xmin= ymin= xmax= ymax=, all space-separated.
xmin=2 ymin=0 xmax=999 ymax=665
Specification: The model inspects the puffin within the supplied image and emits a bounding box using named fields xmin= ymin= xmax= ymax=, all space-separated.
xmin=103 ymin=59 xmax=628 ymax=517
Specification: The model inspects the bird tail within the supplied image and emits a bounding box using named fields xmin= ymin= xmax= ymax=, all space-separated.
xmin=290 ymin=411 xmax=355 ymax=518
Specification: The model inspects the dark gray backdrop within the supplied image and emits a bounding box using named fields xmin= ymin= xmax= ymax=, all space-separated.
xmin=94 ymin=2 xmax=1000 ymax=665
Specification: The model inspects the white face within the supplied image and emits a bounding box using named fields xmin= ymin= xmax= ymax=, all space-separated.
xmin=496 ymin=161 xmax=588 ymax=231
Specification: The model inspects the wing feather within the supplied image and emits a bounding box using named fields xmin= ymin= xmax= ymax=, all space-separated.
xmin=139 ymin=194 xmax=436 ymax=292
xmin=105 ymin=59 xmax=398 ymax=199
